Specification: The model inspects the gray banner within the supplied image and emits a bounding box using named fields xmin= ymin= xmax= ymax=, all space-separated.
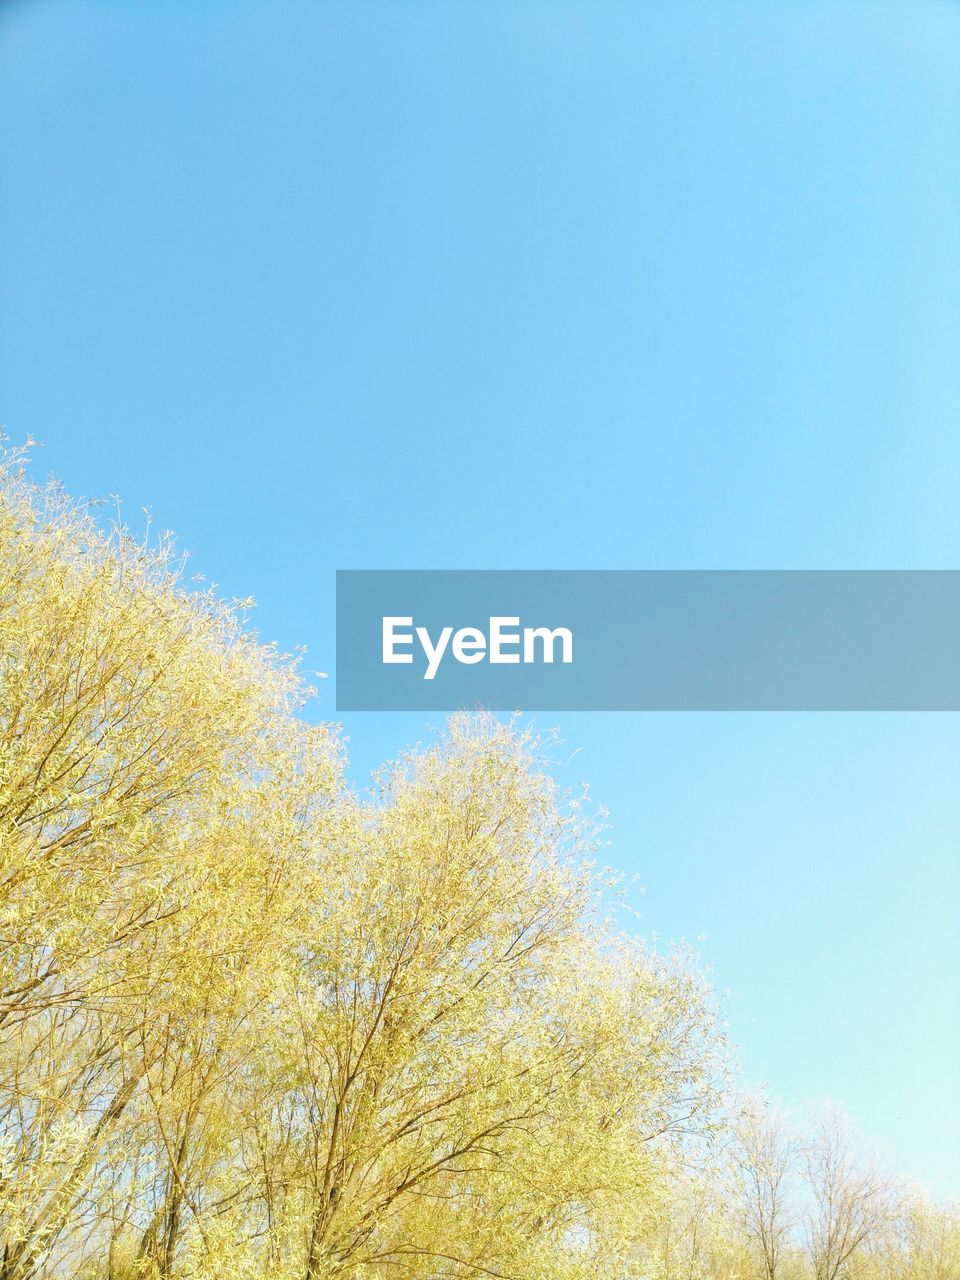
xmin=335 ymin=571 xmax=960 ymax=711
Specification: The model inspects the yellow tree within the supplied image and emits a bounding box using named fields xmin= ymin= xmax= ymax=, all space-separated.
xmin=243 ymin=718 xmax=724 ymax=1279
xmin=801 ymin=1113 xmax=893 ymax=1280
xmin=0 ymin=453 xmax=337 ymax=1278
xmin=732 ymin=1102 xmax=799 ymax=1280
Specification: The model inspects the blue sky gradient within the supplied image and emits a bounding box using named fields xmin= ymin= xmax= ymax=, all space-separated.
xmin=1 ymin=0 xmax=958 ymax=1192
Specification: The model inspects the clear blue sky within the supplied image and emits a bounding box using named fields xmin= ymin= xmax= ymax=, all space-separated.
xmin=1 ymin=0 xmax=958 ymax=1193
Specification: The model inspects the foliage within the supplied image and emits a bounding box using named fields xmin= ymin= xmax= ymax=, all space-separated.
xmin=0 ymin=453 xmax=718 ymax=1278
xmin=1 ymin=451 xmax=955 ymax=1279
